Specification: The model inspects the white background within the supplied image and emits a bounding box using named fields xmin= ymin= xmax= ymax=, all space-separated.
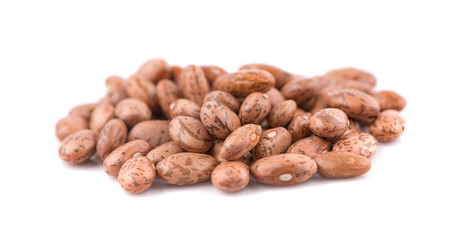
xmin=1 ymin=0 xmax=459 ymax=239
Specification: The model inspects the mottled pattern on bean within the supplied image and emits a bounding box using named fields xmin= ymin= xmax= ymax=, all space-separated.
xmin=253 ymin=127 xmax=291 ymax=160
xmin=118 ymin=156 xmax=155 ymax=194
xmin=239 ymin=92 xmax=271 ymax=125
xmin=169 ymin=116 xmax=214 ymax=153
xmin=369 ymin=110 xmax=405 ymax=142
xmin=200 ymin=101 xmax=241 ymax=139
xmin=327 ymin=89 xmax=380 ymax=119
xmin=156 ymin=153 xmax=218 ymax=185
xmin=333 ymin=132 xmax=379 ymax=158
xmin=287 ymin=136 xmax=331 ymax=159
xmin=250 ymin=154 xmax=317 ymax=186
xmin=59 ymin=129 xmax=97 ymax=164
xmin=211 ymin=161 xmax=250 ymax=192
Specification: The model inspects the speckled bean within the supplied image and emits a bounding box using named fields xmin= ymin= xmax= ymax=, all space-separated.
xmin=89 ymin=103 xmax=115 ymax=136
xmin=287 ymin=114 xmax=312 ymax=143
xmin=369 ymin=110 xmax=405 ymax=142
xmin=239 ymin=63 xmax=293 ymax=89
xmin=267 ymin=100 xmax=296 ymax=127
xmin=324 ymin=68 xmax=377 ymax=87
xmin=114 ymin=98 xmax=152 ymax=128
xmin=128 ymin=120 xmax=171 ymax=150
xmin=157 ymin=79 xmax=182 ymax=119
xmin=181 ymin=65 xmax=209 ymax=105
xmin=253 ymin=127 xmax=291 ymax=160
xmin=220 ymin=124 xmax=262 ymax=160
xmin=327 ymin=89 xmax=380 ymax=119
xmin=59 ymin=129 xmax=97 ymax=164
xmin=105 ymin=75 xmax=127 ymax=106
xmin=333 ymin=132 xmax=379 ymax=158
xmin=96 ymin=118 xmax=128 ymax=161
xmin=215 ymin=69 xmax=275 ymax=97
xmin=372 ymin=90 xmax=407 ymax=111
xmin=169 ymin=98 xmax=201 ymax=120
xmin=200 ymin=101 xmax=241 ymax=139
xmin=102 ymin=139 xmax=150 ymax=176
xmin=125 ymin=74 xmax=160 ymax=114
xmin=250 ymin=154 xmax=317 ymax=186
xmin=201 ymin=65 xmax=227 ymax=84
xmin=146 ymin=141 xmax=185 ymax=165
xmin=211 ymin=161 xmax=250 ymax=192
xmin=168 ymin=116 xmax=214 ymax=153
xmin=287 ymin=136 xmax=331 ymax=159
xmin=118 ymin=155 xmax=155 ymax=194
xmin=281 ymin=77 xmax=319 ymax=105
xmin=308 ymin=108 xmax=349 ymax=139
xmin=136 ymin=58 xmax=169 ymax=83
xmin=239 ymin=92 xmax=271 ymax=125
xmin=56 ymin=115 xmax=89 ymax=141
xmin=203 ymin=90 xmax=240 ymax=113
xmin=156 ymin=153 xmax=218 ymax=185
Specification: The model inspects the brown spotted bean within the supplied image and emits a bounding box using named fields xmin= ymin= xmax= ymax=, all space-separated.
xmin=239 ymin=92 xmax=271 ymax=125
xmin=220 ymin=124 xmax=262 ymax=160
xmin=253 ymin=127 xmax=291 ymax=160
xmin=114 ymin=98 xmax=152 ymax=128
xmin=59 ymin=129 xmax=97 ymax=164
xmin=372 ymin=90 xmax=407 ymax=111
xmin=369 ymin=110 xmax=405 ymax=142
xmin=169 ymin=98 xmax=201 ymax=120
xmin=203 ymin=90 xmax=240 ymax=113
xmin=168 ymin=116 xmax=214 ymax=153
xmin=200 ymin=101 xmax=241 ymax=139
xmin=327 ymin=89 xmax=380 ymax=119
xmin=211 ymin=161 xmax=250 ymax=192
xmin=146 ymin=141 xmax=185 ymax=165
xmin=102 ymin=139 xmax=150 ymax=176
xmin=287 ymin=136 xmax=331 ymax=159
xmin=333 ymin=132 xmax=379 ymax=158
xmin=250 ymin=154 xmax=317 ymax=186
xmin=118 ymin=155 xmax=155 ymax=194
xmin=267 ymin=100 xmax=296 ymax=127
xmin=156 ymin=153 xmax=218 ymax=185
xmin=128 ymin=120 xmax=171 ymax=150
xmin=215 ymin=69 xmax=275 ymax=97
xmin=239 ymin=63 xmax=293 ymax=89
xmin=56 ymin=115 xmax=89 ymax=141
xmin=96 ymin=118 xmax=128 ymax=161
xmin=308 ymin=108 xmax=349 ymax=139
xmin=136 ymin=58 xmax=169 ymax=83
xmin=180 ymin=65 xmax=210 ymax=105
